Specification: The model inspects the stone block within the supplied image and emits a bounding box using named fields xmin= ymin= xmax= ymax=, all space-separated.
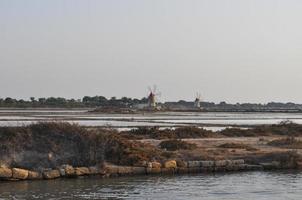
xmin=0 ymin=168 xmax=12 ymax=179
xmin=43 ymin=170 xmax=61 ymax=179
xmin=146 ymin=167 xmax=161 ymax=175
xmin=28 ymin=171 xmax=43 ymax=180
xmin=12 ymin=168 xmax=28 ymax=180
xmin=75 ymin=167 xmax=90 ymax=176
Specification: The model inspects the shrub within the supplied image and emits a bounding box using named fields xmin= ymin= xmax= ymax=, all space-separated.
xmin=104 ymin=133 xmax=163 ymax=166
xmin=127 ymin=126 xmax=217 ymax=139
xmin=0 ymin=122 xmax=165 ymax=169
xmin=219 ymin=128 xmax=269 ymax=137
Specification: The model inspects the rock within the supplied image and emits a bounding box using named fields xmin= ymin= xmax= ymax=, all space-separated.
xmin=177 ymin=167 xmax=189 ymax=174
xmin=260 ymin=162 xmax=280 ymax=170
xmin=63 ymin=165 xmax=75 ymax=177
xmin=237 ymin=164 xmax=247 ymax=170
xmin=118 ymin=166 xmax=133 ymax=175
xmin=176 ymin=160 xmax=188 ymax=168
xmin=215 ymin=160 xmax=228 ymax=167
xmin=200 ymin=167 xmax=213 ymax=173
xmin=59 ymin=168 xmax=66 ymax=177
xmin=132 ymin=167 xmax=146 ymax=175
xmin=28 ymin=171 xmax=42 ymax=180
xmin=187 ymin=161 xmax=201 ymax=168
xmin=188 ymin=167 xmax=200 ymax=174
xmin=161 ymin=168 xmax=175 ymax=174
xmin=151 ymin=161 xmax=162 ymax=168
xmin=0 ymin=168 xmax=12 ymax=179
xmin=226 ymin=165 xmax=235 ymax=171
xmin=214 ymin=166 xmax=227 ymax=172
xmin=164 ymin=160 xmax=177 ymax=169
xmin=146 ymin=167 xmax=161 ymax=175
xmin=246 ymin=165 xmax=264 ymax=171
xmin=200 ymin=161 xmax=214 ymax=167
xmin=296 ymin=161 xmax=302 ymax=169
xmin=272 ymin=161 xmax=281 ymax=168
xmin=88 ymin=166 xmax=99 ymax=175
xmin=136 ymin=161 xmax=148 ymax=167
xmin=43 ymin=170 xmax=61 ymax=179
xmin=225 ymin=160 xmax=233 ymax=166
xmin=232 ymin=160 xmax=245 ymax=165
xmin=75 ymin=167 xmax=90 ymax=176
xmin=105 ymin=165 xmax=119 ymax=175
xmin=231 ymin=165 xmax=240 ymax=171
xmin=12 ymin=168 xmax=29 ymax=180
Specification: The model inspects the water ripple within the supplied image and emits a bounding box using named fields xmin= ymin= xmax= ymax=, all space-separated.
xmin=1 ymin=171 xmax=302 ymax=200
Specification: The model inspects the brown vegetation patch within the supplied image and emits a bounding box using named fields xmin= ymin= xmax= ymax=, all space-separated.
xmin=177 ymin=149 xmax=216 ymax=161
xmin=0 ymin=122 xmax=166 ymax=169
xmin=218 ymin=143 xmax=258 ymax=151
xmin=219 ymin=128 xmax=268 ymax=137
xmin=159 ymin=139 xmax=197 ymax=151
xmin=244 ymin=151 xmax=301 ymax=167
xmin=126 ymin=126 xmax=218 ymax=139
xmin=268 ymin=137 xmax=302 ymax=149
xmin=104 ymin=134 xmax=164 ymax=166
xmin=124 ymin=122 xmax=302 ymax=140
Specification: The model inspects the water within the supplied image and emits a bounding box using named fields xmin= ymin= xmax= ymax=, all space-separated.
xmin=1 ymin=171 xmax=302 ymax=199
xmin=1 ymin=110 xmax=302 ymax=129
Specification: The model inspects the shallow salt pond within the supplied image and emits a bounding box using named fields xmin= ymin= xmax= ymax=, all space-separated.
xmin=1 ymin=171 xmax=302 ymax=200
xmin=1 ymin=110 xmax=302 ymax=130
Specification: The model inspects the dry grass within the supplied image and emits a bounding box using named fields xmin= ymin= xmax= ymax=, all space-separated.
xmin=159 ymin=139 xmax=197 ymax=151
xmin=268 ymin=137 xmax=302 ymax=149
xmin=218 ymin=142 xmax=258 ymax=151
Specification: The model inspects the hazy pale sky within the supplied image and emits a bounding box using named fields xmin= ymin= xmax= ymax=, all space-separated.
xmin=1 ymin=0 xmax=302 ymax=103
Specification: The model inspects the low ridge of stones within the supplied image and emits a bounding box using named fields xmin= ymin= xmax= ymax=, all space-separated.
xmin=0 ymin=159 xmax=299 ymax=181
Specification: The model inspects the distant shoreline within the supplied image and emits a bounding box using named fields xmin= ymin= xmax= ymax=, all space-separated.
xmin=1 ymin=107 xmax=302 ymax=114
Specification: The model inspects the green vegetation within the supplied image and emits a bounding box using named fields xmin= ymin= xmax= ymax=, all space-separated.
xmin=0 ymin=96 xmax=148 ymax=108
xmin=2 ymin=96 xmax=302 ymax=112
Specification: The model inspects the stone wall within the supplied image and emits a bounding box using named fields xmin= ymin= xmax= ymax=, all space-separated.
xmin=0 ymin=159 xmax=298 ymax=181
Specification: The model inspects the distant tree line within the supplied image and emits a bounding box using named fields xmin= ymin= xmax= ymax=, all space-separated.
xmin=1 ymin=96 xmax=302 ymax=111
xmin=0 ymin=96 xmax=148 ymax=108
xmin=166 ymin=100 xmax=302 ymax=112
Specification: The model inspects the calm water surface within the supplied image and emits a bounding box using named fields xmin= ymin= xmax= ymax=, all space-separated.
xmin=2 ymin=110 xmax=302 ymax=128
xmin=1 ymin=171 xmax=302 ymax=200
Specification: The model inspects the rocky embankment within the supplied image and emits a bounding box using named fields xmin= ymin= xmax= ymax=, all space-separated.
xmin=1 ymin=158 xmax=301 ymax=181
xmin=2 ymin=122 xmax=302 ymax=182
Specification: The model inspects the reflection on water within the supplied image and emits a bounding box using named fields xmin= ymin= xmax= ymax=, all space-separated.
xmin=1 ymin=171 xmax=302 ymax=200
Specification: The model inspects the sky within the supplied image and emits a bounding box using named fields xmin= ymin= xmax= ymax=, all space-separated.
xmin=1 ymin=0 xmax=302 ymax=103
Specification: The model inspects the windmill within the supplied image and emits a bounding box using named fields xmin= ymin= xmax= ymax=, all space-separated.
xmin=194 ymin=92 xmax=202 ymax=108
xmin=147 ymin=85 xmax=161 ymax=108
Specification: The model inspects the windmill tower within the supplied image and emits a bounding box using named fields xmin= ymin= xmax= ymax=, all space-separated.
xmin=194 ymin=93 xmax=202 ymax=108
xmin=147 ymin=85 xmax=161 ymax=108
